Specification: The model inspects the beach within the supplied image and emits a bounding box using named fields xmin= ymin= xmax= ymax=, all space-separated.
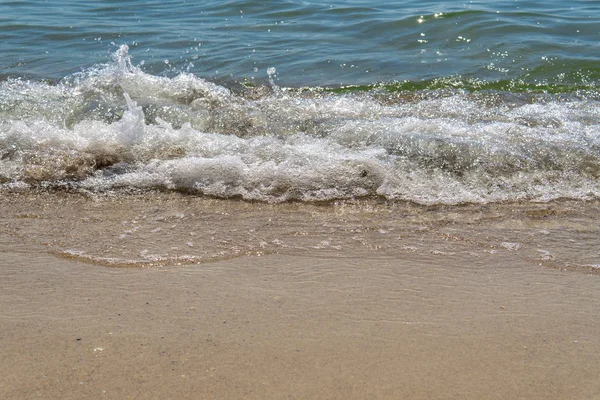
xmin=2 ymin=192 xmax=600 ymax=399
xmin=2 ymin=0 xmax=600 ymax=397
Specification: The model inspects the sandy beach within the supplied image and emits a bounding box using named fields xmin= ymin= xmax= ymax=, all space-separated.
xmin=2 ymin=192 xmax=600 ymax=399
xmin=3 ymin=0 xmax=600 ymax=398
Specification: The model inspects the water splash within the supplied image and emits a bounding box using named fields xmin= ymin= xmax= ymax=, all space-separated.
xmin=2 ymin=46 xmax=600 ymax=205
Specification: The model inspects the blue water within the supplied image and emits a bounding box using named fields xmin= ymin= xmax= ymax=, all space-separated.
xmin=2 ymin=0 xmax=599 ymax=86
xmin=1 ymin=0 xmax=599 ymax=204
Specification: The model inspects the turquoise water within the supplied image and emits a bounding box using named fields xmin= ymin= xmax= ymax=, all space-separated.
xmin=2 ymin=0 xmax=599 ymax=86
xmin=1 ymin=0 xmax=599 ymax=204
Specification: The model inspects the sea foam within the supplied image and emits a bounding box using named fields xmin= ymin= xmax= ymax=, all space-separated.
xmin=1 ymin=45 xmax=600 ymax=205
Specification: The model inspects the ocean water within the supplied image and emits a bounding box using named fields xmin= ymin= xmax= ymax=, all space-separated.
xmin=1 ymin=0 xmax=600 ymax=205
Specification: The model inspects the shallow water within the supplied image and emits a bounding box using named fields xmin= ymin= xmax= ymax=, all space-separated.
xmin=3 ymin=192 xmax=600 ymax=273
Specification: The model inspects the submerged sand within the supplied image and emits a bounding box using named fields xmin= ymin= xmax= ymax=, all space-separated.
xmin=1 ymin=191 xmax=600 ymax=399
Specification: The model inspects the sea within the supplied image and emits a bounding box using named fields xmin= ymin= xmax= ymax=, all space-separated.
xmin=1 ymin=0 xmax=600 ymax=270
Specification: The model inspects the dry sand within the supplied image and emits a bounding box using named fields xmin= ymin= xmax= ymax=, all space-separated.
xmin=2 ymin=192 xmax=600 ymax=399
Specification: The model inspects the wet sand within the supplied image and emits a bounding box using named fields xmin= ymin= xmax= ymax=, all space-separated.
xmin=2 ymin=192 xmax=600 ymax=399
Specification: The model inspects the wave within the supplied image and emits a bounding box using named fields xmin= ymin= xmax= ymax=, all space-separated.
xmin=1 ymin=45 xmax=600 ymax=205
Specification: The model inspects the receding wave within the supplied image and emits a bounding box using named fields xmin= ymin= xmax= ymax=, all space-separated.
xmin=1 ymin=45 xmax=600 ymax=205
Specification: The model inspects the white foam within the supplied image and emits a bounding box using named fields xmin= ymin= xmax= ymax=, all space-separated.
xmin=2 ymin=45 xmax=600 ymax=205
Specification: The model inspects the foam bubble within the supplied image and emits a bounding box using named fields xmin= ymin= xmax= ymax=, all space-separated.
xmin=2 ymin=46 xmax=600 ymax=204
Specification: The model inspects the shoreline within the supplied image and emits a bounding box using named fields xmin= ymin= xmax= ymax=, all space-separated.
xmin=2 ymin=192 xmax=600 ymax=398
xmin=2 ymin=191 xmax=600 ymax=273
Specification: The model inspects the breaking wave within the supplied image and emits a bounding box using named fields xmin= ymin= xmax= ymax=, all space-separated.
xmin=1 ymin=45 xmax=600 ymax=205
